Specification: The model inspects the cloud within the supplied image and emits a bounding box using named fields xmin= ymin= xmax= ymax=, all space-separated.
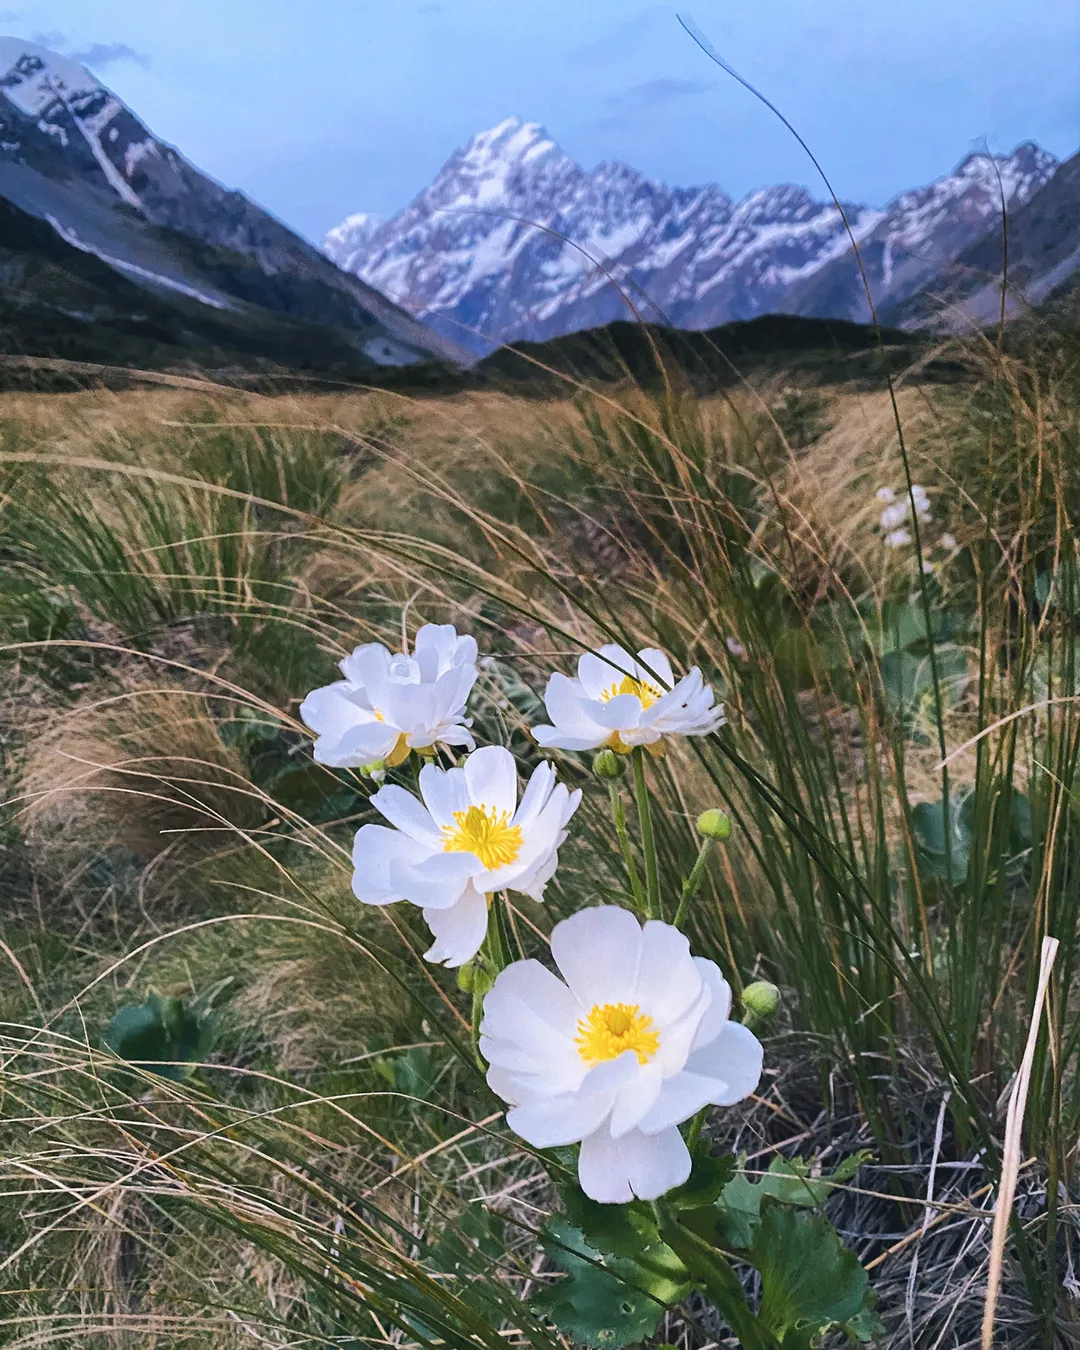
xmin=68 ymin=41 xmax=150 ymax=70
xmin=29 ymin=31 xmax=149 ymax=69
xmin=593 ymin=75 xmax=714 ymax=131
xmin=605 ymin=76 xmax=713 ymax=110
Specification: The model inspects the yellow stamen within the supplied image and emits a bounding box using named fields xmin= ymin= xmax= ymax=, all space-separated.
xmin=575 ymin=1002 xmax=660 ymax=1066
xmin=600 ymin=674 xmax=661 ymax=709
xmin=442 ymin=804 xmax=523 ymax=870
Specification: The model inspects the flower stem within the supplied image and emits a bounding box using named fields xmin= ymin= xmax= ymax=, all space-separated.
xmin=687 ymin=1105 xmax=708 ymax=1153
xmin=673 ymin=839 xmax=712 ymax=930
xmin=609 ymin=782 xmax=647 ymax=914
xmin=632 ymin=748 xmax=661 ymax=920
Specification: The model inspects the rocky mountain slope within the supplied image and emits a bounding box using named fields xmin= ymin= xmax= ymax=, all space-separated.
xmin=0 ymin=37 xmax=465 ymax=371
xmin=325 ymin=117 xmax=1062 ymax=355
xmin=882 ymin=148 xmax=1080 ymax=330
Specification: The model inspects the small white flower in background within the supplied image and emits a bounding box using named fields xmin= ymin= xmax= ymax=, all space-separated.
xmin=921 ymin=560 xmax=936 ymax=575
xmin=726 ymin=636 xmax=747 ymax=661
xmin=940 ymin=533 xmax=958 ymax=551
xmin=531 ymin=644 xmax=724 ymax=754
xmin=482 ymin=906 xmax=763 ymax=1203
xmin=878 ymin=485 xmax=932 ymax=539
xmin=885 ymin=528 xmax=912 ymax=549
xmin=351 ymin=745 xmax=581 ymax=967
xmin=300 ymin=624 xmax=478 ymax=772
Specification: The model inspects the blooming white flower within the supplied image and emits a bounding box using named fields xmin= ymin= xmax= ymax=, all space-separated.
xmin=351 ymin=745 xmax=581 ymax=967
xmin=885 ymin=528 xmax=912 ymax=548
xmin=300 ymin=624 xmax=478 ymax=772
xmin=481 ymin=906 xmax=763 ymax=1203
xmin=940 ymin=533 xmax=958 ymax=551
xmin=531 ymin=644 xmax=724 ymax=754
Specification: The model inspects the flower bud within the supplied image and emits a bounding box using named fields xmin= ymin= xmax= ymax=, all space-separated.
xmin=457 ymin=959 xmax=495 ymax=998
xmin=697 ymin=808 xmax=732 ymax=841
xmin=741 ymin=981 xmax=781 ymax=1026
xmin=593 ymin=748 xmax=627 ymax=780
xmin=360 ymin=760 xmax=387 ymax=781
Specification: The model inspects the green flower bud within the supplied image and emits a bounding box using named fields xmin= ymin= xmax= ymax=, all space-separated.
xmin=741 ymin=981 xmax=781 ymax=1027
xmin=360 ymin=760 xmax=387 ymax=781
xmin=593 ymin=748 xmax=627 ymax=780
xmin=697 ymin=808 xmax=732 ymax=841
xmin=457 ymin=959 xmax=496 ymax=998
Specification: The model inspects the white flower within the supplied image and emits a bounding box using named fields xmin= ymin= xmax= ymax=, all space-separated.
xmin=532 ymin=644 xmax=724 ymax=754
xmin=875 ymin=486 xmax=897 ymax=504
xmin=351 ymin=746 xmax=581 ymax=967
xmin=940 ymin=533 xmax=957 ymax=551
xmin=879 ymin=501 xmax=909 ymax=531
xmin=300 ymin=624 xmax=478 ymax=771
xmin=726 ymin=636 xmax=747 ymax=661
xmin=482 ymin=907 xmax=763 ymax=1203
xmin=885 ymin=528 xmax=912 ymax=549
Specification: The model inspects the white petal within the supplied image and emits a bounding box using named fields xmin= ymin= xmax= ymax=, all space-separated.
xmin=329 ymin=720 xmax=401 ymax=765
xmin=392 ymin=851 xmax=478 ymax=909
xmin=463 ymin=745 xmax=519 ymax=814
xmin=339 ymin=643 xmax=392 ymax=688
xmin=422 ymin=884 xmax=488 ymax=967
xmin=578 ymin=645 xmax=636 ymax=699
xmin=655 ymin=984 xmax=713 ymax=1075
xmin=512 ymin=761 xmax=556 ymax=829
xmin=550 ymin=906 xmax=644 ymax=1009
xmin=481 ymin=960 xmax=582 ymax=1091
xmin=540 ymin=672 xmax=593 ymax=730
xmin=369 ymin=784 xmax=442 ymax=846
xmin=684 ymin=1021 xmax=763 ymax=1105
xmin=689 ymin=959 xmax=733 ymax=1050
xmin=635 ymin=647 xmax=674 ymax=690
xmin=635 ymin=1070 xmax=728 ymax=1134
xmin=587 ymin=693 xmax=646 ymax=730
xmin=299 ymin=683 xmax=358 ymax=736
xmin=532 ymin=726 xmax=608 ymax=751
xmin=505 ymin=1052 xmax=635 ymax=1148
xmin=608 ymin=1060 xmax=664 ymax=1138
xmin=351 ymin=824 xmax=430 ymax=905
xmin=577 ymin=1123 xmax=691 ymax=1203
xmin=418 ymin=763 xmax=470 ymax=828
xmin=633 ymin=922 xmax=701 ymax=1026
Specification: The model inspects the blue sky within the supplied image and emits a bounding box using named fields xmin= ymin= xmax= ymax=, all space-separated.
xmin=4 ymin=0 xmax=1078 ymax=243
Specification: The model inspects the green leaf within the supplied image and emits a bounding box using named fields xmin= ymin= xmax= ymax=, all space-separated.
xmin=559 ymin=1185 xmax=662 ymax=1260
xmin=716 ymin=1153 xmax=872 ymax=1250
xmin=666 ymin=1148 xmax=736 ymax=1210
xmin=752 ymin=1200 xmax=879 ymax=1346
xmin=104 ymin=992 xmax=214 ymax=1081
xmin=912 ymin=795 xmax=972 ymax=885
xmin=531 ymin=1216 xmax=689 ymax=1349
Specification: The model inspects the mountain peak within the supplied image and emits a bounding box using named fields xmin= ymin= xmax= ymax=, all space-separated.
xmin=324 ymin=118 xmax=1067 ymax=356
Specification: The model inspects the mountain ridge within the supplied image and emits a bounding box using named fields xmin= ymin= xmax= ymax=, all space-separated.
xmin=325 ymin=117 xmax=1065 ymax=354
xmin=0 ymin=37 xmax=468 ymax=371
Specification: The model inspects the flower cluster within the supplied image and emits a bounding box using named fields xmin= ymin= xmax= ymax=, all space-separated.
xmin=877 ymin=484 xmax=931 ymax=549
xmin=302 ymin=626 xmax=762 ymax=1202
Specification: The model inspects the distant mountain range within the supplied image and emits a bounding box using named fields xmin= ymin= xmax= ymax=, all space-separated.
xmin=0 ymin=37 xmax=466 ymax=373
xmin=325 ymin=117 xmax=1078 ymax=356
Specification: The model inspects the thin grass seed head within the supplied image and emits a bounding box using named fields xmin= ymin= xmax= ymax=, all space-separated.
xmin=481 ymin=905 xmax=763 ymax=1203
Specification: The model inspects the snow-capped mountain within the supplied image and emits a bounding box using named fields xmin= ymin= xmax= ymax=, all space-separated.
xmin=0 ymin=37 xmax=466 ymax=369
xmin=325 ymin=116 xmax=1060 ymax=355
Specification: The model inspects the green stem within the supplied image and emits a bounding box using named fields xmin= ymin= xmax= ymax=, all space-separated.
xmin=609 ymin=781 xmax=646 ymax=914
xmin=632 ymin=748 xmax=661 ymax=920
xmin=687 ymin=1105 xmax=708 ymax=1154
xmin=673 ymin=839 xmax=712 ymax=930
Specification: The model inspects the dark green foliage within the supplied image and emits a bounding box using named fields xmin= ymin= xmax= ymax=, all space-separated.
xmin=104 ymin=991 xmax=216 ymax=1080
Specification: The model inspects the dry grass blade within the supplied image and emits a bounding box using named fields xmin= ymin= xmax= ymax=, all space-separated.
xmin=981 ymin=935 xmax=1060 ymax=1350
